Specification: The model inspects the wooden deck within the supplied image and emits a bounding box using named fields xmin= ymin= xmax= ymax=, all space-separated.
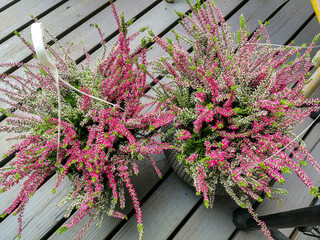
xmin=1 ymin=0 xmax=320 ymax=239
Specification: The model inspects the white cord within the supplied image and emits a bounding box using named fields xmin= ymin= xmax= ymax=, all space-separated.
xmin=30 ymin=23 xmax=121 ymax=164
xmin=264 ymin=113 xmax=320 ymax=162
xmin=233 ymin=42 xmax=320 ymax=49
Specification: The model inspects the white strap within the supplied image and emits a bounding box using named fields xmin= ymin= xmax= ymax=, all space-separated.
xmin=30 ymin=23 xmax=121 ymax=109
xmin=31 ymin=23 xmax=62 ymax=164
xmin=30 ymin=23 xmax=123 ymax=164
xmin=31 ymin=23 xmax=57 ymax=70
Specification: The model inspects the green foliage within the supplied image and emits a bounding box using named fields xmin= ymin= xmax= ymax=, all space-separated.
xmin=313 ymin=33 xmax=320 ymax=43
xmin=57 ymin=226 xmax=68 ymax=234
xmin=175 ymin=10 xmax=184 ymax=19
xmin=239 ymin=14 xmax=246 ymax=29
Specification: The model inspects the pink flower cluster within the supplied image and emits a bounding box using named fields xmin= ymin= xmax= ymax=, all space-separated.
xmin=177 ymin=130 xmax=191 ymax=140
xmin=152 ymin=1 xmax=320 ymax=239
xmin=0 ymin=3 xmax=174 ymax=239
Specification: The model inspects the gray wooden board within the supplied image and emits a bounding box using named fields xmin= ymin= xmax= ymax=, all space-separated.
xmin=173 ymin=196 xmax=238 ymax=240
xmin=0 ymin=160 xmax=26 ymax=212
xmin=0 ymin=131 xmax=21 ymax=162
xmin=293 ymin=17 xmax=320 ymax=57
xmin=111 ymin=173 xmax=200 ymax=240
xmin=266 ymin=0 xmax=314 ymax=44
xmin=0 ymin=0 xmax=17 ymax=10
xmin=0 ymin=176 xmax=72 ymax=240
xmin=295 ymin=232 xmax=320 ymax=240
xmin=0 ymin=0 xmax=65 ymax=41
xmin=0 ymin=0 xmax=108 ymax=74
xmin=226 ymin=0 xmax=288 ymax=36
xmin=88 ymin=0 xmax=251 ymax=67
xmin=294 ymin=194 xmax=320 ymax=240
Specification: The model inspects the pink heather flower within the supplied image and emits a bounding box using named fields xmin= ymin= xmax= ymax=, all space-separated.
xmin=0 ymin=3 xmax=175 ymax=240
xmin=194 ymin=91 xmax=206 ymax=102
xmin=177 ymin=130 xmax=191 ymax=140
xmin=151 ymin=1 xmax=320 ymax=239
xmin=186 ymin=153 xmax=199 ymax=163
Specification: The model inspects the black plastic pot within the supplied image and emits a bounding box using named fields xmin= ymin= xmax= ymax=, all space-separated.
xmin=162 ymin=125 xmax=226 ymax=195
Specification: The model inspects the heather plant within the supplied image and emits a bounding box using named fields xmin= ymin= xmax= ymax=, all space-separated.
xmin=151 ymin=0 xmax=320 ymax=238
xmin=0 ymin=4 xmax=174 ymax=240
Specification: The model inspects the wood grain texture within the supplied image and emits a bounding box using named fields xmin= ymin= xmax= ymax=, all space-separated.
xmin=0 ymin=0 xmax=19 ymax=10
xmin=111 ymin=173 xmax=200 ymax=240
xmin=0 ymin=131 xmax=21 ymax=163
xmin=0 ymin=176 xmax=72 ymax=240
xmin=0 ymin=163 xmax=26 ymax=213
xmin=0 ymin=0 xmax=108 ymax=75
xmin=266 ymin=0 xmax=314 ymax=44
xmin=0 ymin=0 xmax=65 ymax=41
xmin=173 ymin=196 xmax=238 ymax=240
xmin=226 ymin=0 xmax=288 ymax=35
xmin=295 ymin=232 xmax=320 ymax=240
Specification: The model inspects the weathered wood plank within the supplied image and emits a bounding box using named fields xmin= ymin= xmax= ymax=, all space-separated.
xmin=0 ymin=177 xmax=72 ymax=240
xmin=0 ymin=131 xmax=21 ymax=161
xmin=0 ymin=0 xmax=108 ymax=73
xmin=0 ymin=166 xmax=26 ymax=212
xmin=89 ymin=0 xmax=251 ymax=66
xmin=295 ymin=232 xmax=320 ymax=240
xmin=226 ymin=0 xmax=288 ymax=35
xmin=266 ymin=0 xmax=314 ymax=44
xmin=111 ymin=173 xmax=200 ymax=240
xmin=0 ymin=0 xmax=19 ymax=11
xmin=293 ymin=17 xmax=320 ymax=59
xmin=173 ymin=196 xmax=238 ymax=240
xmin=0 ymin=0 xmax=66 ymax=41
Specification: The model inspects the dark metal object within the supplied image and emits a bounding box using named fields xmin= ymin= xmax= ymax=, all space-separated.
xmin=233 ymin=205 xmax=320 ymax=230
xmin=161 ymin=125 xmax=227 ymax=194
xmin=233 ymin=205 xmax=320 ymax=239
xmin=162 ymin=125 xmax=194 ymax=186
xmin=310 ymin=108 xmax=320 ymax=121
xmin=299 ymin=226 xmax=320 ymax=238
xmin=269 ymin=229 xmax=290 ymax=240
